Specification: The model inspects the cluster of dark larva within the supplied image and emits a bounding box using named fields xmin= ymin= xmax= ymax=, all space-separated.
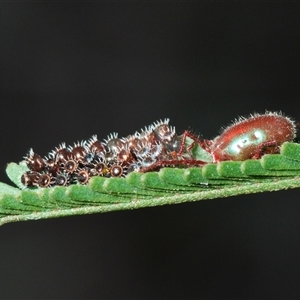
xmin=21 ymin=119 xmax=188 ymax=188
xmin=21 ymin=112 xmax=297 ymax=188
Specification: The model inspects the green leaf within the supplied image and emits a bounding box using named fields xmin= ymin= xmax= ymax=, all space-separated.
xmin=186 ymin=136 xmax=213 ymax=162
xmin=1 ymin=141 xmax=300 ymax=227
xmin=6 ymin=161 xmax=29 ymax=189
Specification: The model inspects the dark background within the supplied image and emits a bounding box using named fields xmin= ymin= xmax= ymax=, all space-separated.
xmin=1 ymin=2 xmax=300 ymax=299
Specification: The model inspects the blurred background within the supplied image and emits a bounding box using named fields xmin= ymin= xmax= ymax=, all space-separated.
xmin=1 ymin=2 xmax=300 ymax=299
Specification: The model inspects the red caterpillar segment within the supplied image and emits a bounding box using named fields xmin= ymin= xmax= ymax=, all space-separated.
xmin=211 ymin=112 xmax=296 ymax=162
xmin=139 ymin=159 xmax=207 ymax=173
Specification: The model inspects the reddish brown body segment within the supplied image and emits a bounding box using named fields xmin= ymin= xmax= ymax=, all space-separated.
xmin=211 ymin=113 xmax=296 ymax=162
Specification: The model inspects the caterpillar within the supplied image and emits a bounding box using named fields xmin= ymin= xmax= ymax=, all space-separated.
xmin=19 ymin=111 xmax=296 ymax=188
